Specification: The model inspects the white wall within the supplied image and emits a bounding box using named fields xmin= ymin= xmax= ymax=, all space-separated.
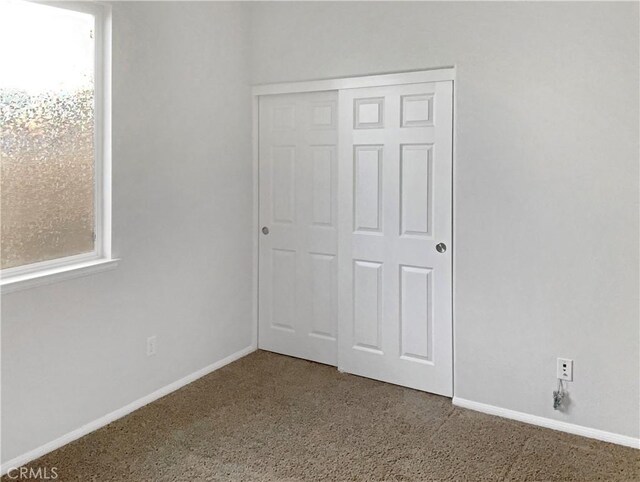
xmin=1 ymin=2 xmax=253 ymax=463
xmin=250 ymin=1 xmax=640 ymax=438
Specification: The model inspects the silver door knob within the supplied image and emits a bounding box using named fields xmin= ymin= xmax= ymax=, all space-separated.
xmin=262 ymin=226 xmax=270 ymax=235
xmin=436 ymin=243 xmax=447 ymax=253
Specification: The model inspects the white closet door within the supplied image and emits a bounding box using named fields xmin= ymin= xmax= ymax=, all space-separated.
xmin=259 ymin=91 xmax=339 ymax=366
xmin=338 ymin=82 xmax=453 ymax=395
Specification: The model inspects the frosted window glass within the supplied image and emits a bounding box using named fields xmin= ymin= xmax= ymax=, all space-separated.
xmin=0 ymin=1 xmax=96 ymax=269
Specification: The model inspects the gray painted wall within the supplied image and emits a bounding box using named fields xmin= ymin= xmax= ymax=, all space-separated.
xmin=250 ymin=1 xmax=639 ymax=438
xmin=1 ymin=2 xmax=253 ymax=463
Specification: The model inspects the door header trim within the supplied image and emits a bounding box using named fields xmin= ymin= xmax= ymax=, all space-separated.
xmin=252 ymin=67 xmax=456 ymax=97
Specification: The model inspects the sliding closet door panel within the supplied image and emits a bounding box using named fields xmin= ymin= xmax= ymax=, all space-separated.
xmin=259 ymin=92 xmax=338 ymax=366
xmin=338 ymin=82 xmax=453 ymax=396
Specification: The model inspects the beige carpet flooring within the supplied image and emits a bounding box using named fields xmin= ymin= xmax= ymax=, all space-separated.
xmin=5 ymin=350 xmax=638 ymax=481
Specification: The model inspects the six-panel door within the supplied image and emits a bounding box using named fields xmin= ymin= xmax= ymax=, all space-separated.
xmin=337 ymin=82 xmax=453 ymax=396
xmin=259 ymin=82 xmax=453 ymax=395
xmin=258 ymin=92 xmax=339 ymax=366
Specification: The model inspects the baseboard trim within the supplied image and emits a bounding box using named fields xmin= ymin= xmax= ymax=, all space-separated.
xmin=452 ymin=397 xmax=639 ymax=449
xmin=1 ymin=345 xmax=256 ymax=475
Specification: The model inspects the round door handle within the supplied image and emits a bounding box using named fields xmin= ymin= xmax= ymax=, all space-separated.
xmin=262 ymin=226 xmax=270 ymax=235
xmin=436 ymin=242 xmax=447 ymax=253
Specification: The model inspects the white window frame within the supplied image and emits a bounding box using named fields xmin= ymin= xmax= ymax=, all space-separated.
xmin=0 ymin=1 xmax=116 ymax=294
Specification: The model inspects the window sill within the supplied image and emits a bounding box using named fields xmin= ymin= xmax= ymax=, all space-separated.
xmin=1 ymin=258 xmax=119 ymax=294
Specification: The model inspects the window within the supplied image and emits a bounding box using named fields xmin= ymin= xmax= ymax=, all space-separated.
xmin=0 ymin=0 xmax=113 ymax=291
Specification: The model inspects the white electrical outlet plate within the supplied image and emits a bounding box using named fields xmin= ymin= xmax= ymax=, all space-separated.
xmin=557 ymin=358 xmax=573 ymax=381
xmin=147 ymin=335 xmax=157 ymax=357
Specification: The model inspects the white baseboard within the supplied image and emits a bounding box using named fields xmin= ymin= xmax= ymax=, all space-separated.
xmin=452 ymin=397 xmax=639 ymax=449
xmin=1 ymin=345 xmax=256 ymax=476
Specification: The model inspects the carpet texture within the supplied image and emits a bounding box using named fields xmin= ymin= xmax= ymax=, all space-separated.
xmin=5 ymin=350 xmax=638 ymax=481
